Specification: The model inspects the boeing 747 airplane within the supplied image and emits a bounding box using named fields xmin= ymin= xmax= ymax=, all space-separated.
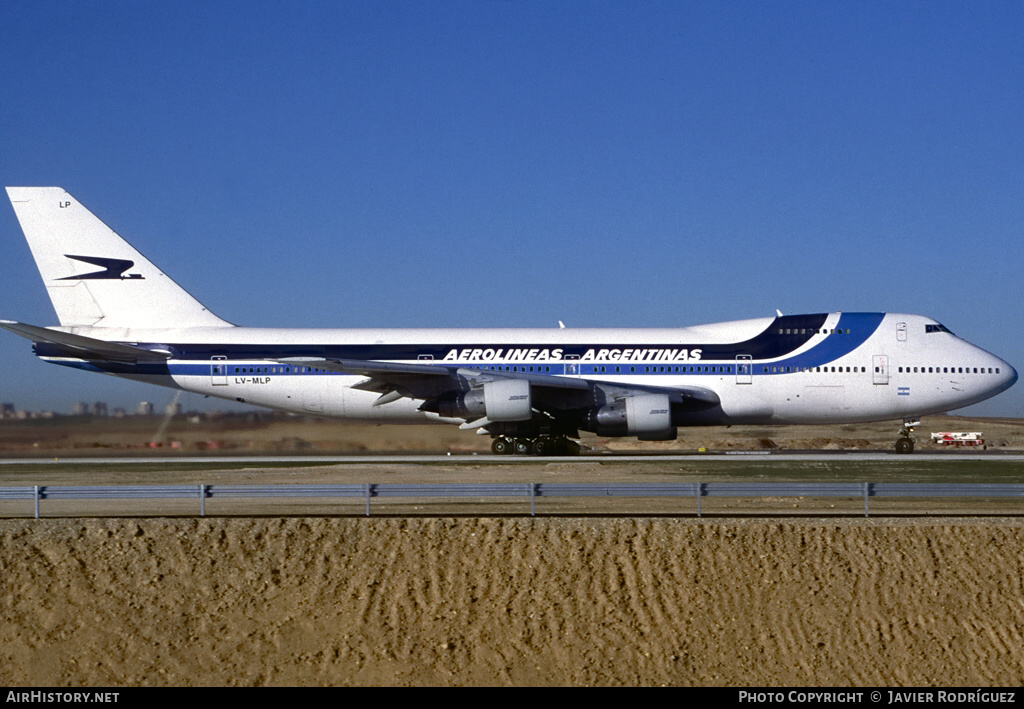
xmin=3 ymin=187 xmax=1017 ymax=454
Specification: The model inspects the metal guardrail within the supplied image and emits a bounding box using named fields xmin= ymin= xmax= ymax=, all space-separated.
xmin=1 ymin=482 xmax=1024 ymax=518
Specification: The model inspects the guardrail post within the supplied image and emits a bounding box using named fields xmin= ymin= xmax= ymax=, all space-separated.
xmin=365 ymin=484 xmax=371 ymax=517
xmin=530 ymin=483 xmax=536 ymax=517
xmin=697 ymin=482 xmax=702 ymax=518
xmin=863 ymin=482 xmax=869 ymax=518
xmin=199 ymin=485 xmax=206 ymax=517
xmin=34 ymin=485 xmax=39 ymax=520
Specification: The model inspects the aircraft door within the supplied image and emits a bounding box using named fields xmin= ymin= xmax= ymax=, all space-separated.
xmin=872 ymin=355 xmax=889 ymax=385
xmin=211 ymin=356 xmax=228 ymax=386
xmin=303 ymin=373 xmax=323 ymax=413
xmin=564 ymin=354 xmax=580 ymax=377
xmin=735 ymin=355 xmax=752 ymax=384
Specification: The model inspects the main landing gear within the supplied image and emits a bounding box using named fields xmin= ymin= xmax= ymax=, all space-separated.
xmin=491 ymin=435 xmax=581 ymax=456
xmin=894 ymin=418 xmax=921 ymax=454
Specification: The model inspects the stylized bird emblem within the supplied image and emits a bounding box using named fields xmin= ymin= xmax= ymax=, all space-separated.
xmin=58 ymin=255 xmax=144 ymax=280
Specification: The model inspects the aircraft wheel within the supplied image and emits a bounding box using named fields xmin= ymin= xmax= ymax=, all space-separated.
xmin=894 ymin=437 xmax=915 ymax=454
xmin=532 ymin=437 xmax=553 ymax=456
xmin=491 ymin=437 xmax=512 ymax=455
xmin=513 ymin=438 xmax=533 ymax=455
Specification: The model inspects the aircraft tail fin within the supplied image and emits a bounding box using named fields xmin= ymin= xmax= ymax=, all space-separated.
xmin=6 ymin=187 xmax=231 ymax=329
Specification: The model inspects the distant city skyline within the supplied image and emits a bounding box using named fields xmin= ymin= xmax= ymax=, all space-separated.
xmin=0 ymin=398 xmax=244 ymax=418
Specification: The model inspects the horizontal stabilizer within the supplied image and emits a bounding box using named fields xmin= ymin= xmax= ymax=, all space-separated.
xmin=0 ymin=320 xmax=172 ymax=362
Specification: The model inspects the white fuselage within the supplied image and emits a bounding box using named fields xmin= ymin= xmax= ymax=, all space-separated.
xmin=46 ymin=311 xmax=1017 ymax=427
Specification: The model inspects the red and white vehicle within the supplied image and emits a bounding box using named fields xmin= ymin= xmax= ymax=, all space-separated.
xmin=930 ymin=432 xmax=984 ymax=446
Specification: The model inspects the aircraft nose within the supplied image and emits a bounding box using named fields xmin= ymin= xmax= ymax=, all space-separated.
xmin=992 ymin=356 xmax=1018 ymax=396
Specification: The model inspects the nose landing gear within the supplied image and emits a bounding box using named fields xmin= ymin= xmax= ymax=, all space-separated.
xmin=895 ymin=418 xmax=921 ymax=454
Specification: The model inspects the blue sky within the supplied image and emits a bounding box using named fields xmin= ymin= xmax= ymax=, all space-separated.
xmin=1 ymin=1 xmax=1022 ymax=417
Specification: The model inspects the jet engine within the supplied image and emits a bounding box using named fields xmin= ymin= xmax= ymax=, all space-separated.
xmin=584 ymin=393 xmax=676 ymax=440
xmin=431 ymin=378 xmax=533 ymax=422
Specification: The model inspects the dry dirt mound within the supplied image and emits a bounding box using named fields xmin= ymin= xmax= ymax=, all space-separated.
xmin=1 ymin=518 xmax=1022 ymax=686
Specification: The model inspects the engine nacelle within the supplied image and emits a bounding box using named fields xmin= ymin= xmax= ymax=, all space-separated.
xmin=482 ymin=378 xmax=533 ymax=421
xmin=586 ymin=393 xmax=675 ymax=439
xmin=432 ymin=379 xmax=533 ymax=422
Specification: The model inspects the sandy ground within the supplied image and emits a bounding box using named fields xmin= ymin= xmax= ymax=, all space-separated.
xmin=2 ymin=416 xmax=1022 ymax=686
xmin=2 ymin=516 xmax=1023 ymax=686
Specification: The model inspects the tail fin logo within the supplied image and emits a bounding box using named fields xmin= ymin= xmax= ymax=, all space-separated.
xmin=58 ymin=255 xmax=144 ymax=281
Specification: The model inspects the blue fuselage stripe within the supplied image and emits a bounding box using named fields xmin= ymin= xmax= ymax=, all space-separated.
xmin=38 ymin=313 xmax=888 ymax=378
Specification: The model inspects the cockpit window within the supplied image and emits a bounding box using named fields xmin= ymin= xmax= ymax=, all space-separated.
xmin=925 ymin=323 xmax=954 ymax=335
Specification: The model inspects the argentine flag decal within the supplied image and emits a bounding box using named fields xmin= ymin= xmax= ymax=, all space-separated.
xmin=897 ymin=386 xmax=911 ymax=396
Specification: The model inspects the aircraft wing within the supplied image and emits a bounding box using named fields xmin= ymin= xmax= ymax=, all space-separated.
xmin=278 ymin=356 xmax=591 ymax=392
xmin=275 ymin=356 xmax=718 ymax=405
xmin=0 ymin=320 xmax=172 ymax=362
xmin=276 ymin=357 xmax=454 ymax=378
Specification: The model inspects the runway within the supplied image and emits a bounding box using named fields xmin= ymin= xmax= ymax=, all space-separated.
xmin=4 ymin=451 xmax=1024 ymax=465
